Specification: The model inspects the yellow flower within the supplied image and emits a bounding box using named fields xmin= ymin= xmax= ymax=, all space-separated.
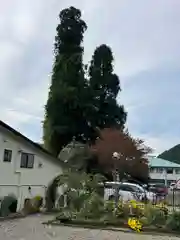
xmin=138 ymin=203 xmax=145 ymax=210
xmin=156 ymin=203 xmax=166 ymax=209
xmin=129 ymin=200 xmax=137 ymax=208
xmin=128 ymin=217 xmax=142 ymax=232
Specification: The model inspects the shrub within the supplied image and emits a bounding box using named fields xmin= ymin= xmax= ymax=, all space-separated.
xmin=120 ymin=200 xmax=168 ymax=228
xmin=23 ymin=199 xmax=37 ymax=214
xmin=32 ymin=196 xmax=43 ymax=208
xmin=0 ymin=194 xmax=18 ymax=217
xmin=117 ymin=201 xmax=129 ymax=219
xmin=78 ymin=192 xmax=104 ymax=219
xmin=155 ymin=203 xmax=168 ymax=217
xmin=115 ymin=200 xmax=145 ymax=220
xmin=102 ymin=200 xmax=116 ymax=222
xmin=91 ymin=128 xmax=151 ymax=184
xmin=128 ymin=200 xmax=144 ymax=218
xmin=143 ymin=204 xmax=166 ymax=227
xmin=139 ymin=216 xmax=149 ymax=226
xmin=104 ymin=200 xmax=144 ymax=220
xmin=34 ymin=195 xmax=43 ymax=201
xmin=104 ymin=200 xmax=115 ymax=213
xmin=23 ymin=196 xmax=43 ymax=215
xmin=166 ymin=211 xmax=180 ymax=232
xmin=68 ymin=190 xmax=90 ymax=212
xmin=114 ymin=200 xmax=168 ymax=228
xmin=53 ymin=171 xmax=105 ymax=213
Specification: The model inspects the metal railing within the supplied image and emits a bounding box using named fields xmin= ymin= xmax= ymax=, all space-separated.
xmin=103 ymin=186 xmax=180 ymax=212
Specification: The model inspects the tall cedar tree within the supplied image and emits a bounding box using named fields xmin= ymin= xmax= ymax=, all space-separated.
xmin=88 ymin=45 xmax=127 ymax=129
xmin=43 ymin=7 xmax=89 ymax=156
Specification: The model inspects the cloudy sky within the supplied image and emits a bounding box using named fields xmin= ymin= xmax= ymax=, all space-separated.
xmin=0 ymin=0 xmax=179 ymax=154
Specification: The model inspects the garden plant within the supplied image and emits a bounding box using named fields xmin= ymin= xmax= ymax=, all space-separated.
xmin=46 ymin=171 xmax=180 ymax=234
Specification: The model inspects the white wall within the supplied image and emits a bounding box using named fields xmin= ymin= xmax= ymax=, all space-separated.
xmin=150 ymin=168 xmax=180 ymax=183
xmin=0 ymin=126 xmax=63 ymax=210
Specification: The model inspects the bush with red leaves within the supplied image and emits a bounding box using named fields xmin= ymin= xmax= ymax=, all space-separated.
xmin=90 ymin=128 xmax=151 ymax=183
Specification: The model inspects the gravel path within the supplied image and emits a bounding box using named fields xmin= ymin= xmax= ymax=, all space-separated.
xmin=0 ymin=214 xmax=178 ymax=240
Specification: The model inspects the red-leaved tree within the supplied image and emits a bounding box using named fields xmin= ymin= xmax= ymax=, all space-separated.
xmin=91 ymin=128 xmax=152 ymax=184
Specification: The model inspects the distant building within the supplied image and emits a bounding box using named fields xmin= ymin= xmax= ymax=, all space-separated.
xmin=148 ymin=156 xmax=180 ymax=186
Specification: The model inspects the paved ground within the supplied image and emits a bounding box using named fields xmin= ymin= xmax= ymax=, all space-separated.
xmin=0 ymin=214 xmax=179 ymax=240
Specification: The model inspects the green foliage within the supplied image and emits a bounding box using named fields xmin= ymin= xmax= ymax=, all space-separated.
xmin=53 ymin=174 xmax=180 ymax=233
xmin=104 ymin=200 xmax=115 ymax=213
xmin=43 ymin=6 xmax=90 ymax=155
xmin=104 ymin=200 xmax=127 ymax=219
xmin=158 ymin=144 xmax=180 ymax=164
xmin=68 ymin=190 xmax=89 ymax=212
xmin=57 ymin=170 xmax=87 ymax=190
xmin=78 ymin=192 xmax=104 ymax=219
xmin=84 ymin=173 xmax=106 ymax=193
xmin=143 ymin=205 xmax=166 ymax=227
xmin=56 ymin=171 xmax=106 ymax=213
xmin=116 ymin=201 xmax=127 ymax=218
xmin=23 ymin=196 xmax=43 ymax=215
xmin=57 ymin=170 xmax=106 ymax=191
xmin=58 ymin=141 xmax=110 ymax=178
xmin=88 ymin=44 xmax=127 ymax=130
xmin=32 ymin=196 xmax=43 ymax=208
xmin=166 ymin=211 xmax=180 ymax=231
xmin=58 ymin=141 xmax=92 ymax=171
xmin=34 ymin=195 xmax=43 ymax=202
xmin=43 ymin=7 xmax=127 ymax=156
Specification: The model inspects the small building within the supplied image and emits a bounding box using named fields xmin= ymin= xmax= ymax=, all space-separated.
xmin=0 ymin=120 xmax=64 ymax=210
xmin=148 ymin=156 xmax=180 ymax=186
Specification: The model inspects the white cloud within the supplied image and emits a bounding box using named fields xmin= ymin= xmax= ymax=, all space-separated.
xmin=134 ymin=133 xmax=180 ymax=156
xmin=83 ymin=0 xmax=180 ymax=77
xmin=0 ymin=109 xmax=41 ymax=129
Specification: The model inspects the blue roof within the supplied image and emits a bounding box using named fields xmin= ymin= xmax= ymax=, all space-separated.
xmin=148 ymin=156 xmax=180 ymax=168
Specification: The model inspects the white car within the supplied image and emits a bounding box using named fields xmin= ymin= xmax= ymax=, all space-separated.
xmin=170 ymin=182 xmax=176 ymax=190
xmin=103 ymin=182 xmax=156 ymax=202
xmin=170 ymin=181 xmax=180 ymax=190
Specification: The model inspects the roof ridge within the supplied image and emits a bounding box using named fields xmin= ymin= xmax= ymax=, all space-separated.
xmin=148 ymin=156 xmax=180 ymax=167
xmin=0 ymin=120 xmax=65 ymax=166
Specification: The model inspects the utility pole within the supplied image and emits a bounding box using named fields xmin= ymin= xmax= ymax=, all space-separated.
xmin=112 ymin=152 xmax=121 ymax=211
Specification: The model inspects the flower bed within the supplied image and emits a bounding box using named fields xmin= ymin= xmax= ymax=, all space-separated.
xmin=45 ymin=172 xmax=180 ymax=234
xmin=46 ymin=198 xmax=180 ymax=234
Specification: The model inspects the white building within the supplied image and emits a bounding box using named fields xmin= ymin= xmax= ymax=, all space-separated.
xmin=0 ymin=120 xmax=64 ymax=210
xmin=148 ymin=156 xmax=180 ymax=186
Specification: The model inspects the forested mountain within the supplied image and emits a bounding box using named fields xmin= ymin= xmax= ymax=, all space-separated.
xmin=158 ymin=144 xmax=180 ymax=164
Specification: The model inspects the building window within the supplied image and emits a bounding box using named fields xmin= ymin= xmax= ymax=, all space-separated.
xmin=20 ymin=152 xmax=34 ymax=168
xmin=166 ymin=168 xmax=173 ymax=174
xmin=156 ymin=168 xmax=163 ymax=173
xmin=175 ymin=168 xmax=180 ymax=174
xmin=3 ymin=149 xmax=12 ymax=162
xmin=149 ymin=167 xmax=155 ymax=173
